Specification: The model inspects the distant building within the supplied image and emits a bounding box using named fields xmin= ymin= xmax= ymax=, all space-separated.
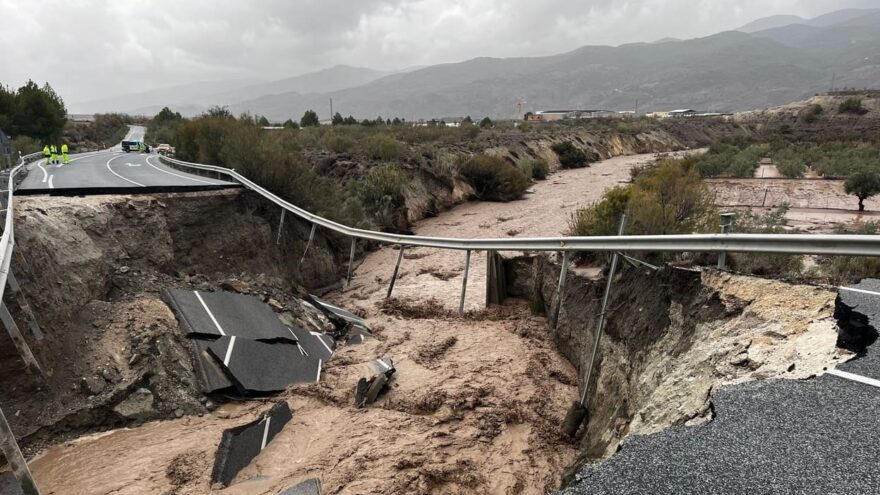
xmin=667 ymin=109 xmax=698 ymax=118
xmin=528 ymin=110 xmax=621 ymax=122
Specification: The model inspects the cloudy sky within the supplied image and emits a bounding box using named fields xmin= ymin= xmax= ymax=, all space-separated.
xmin=1 ymin=0 xmax=876 ymax=104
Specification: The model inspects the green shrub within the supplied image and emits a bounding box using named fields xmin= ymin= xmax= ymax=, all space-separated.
xmin=518 ymin=158 xmax=549 ymax=180
xmin=322 ymin=133 xmax=357 ymax=153
xmin=363 ymin=134 xmax=406 ymax=160
xmin=728 ymin=207 xmax=803 ymax=277
xmin=551 ymin=141 xmax=589 ymax=169
xmin=839 ymin=98 xmax=868 ymax=115
xmin=11 ymin=135 xmax=41 ymax=155
xmin=803 ymin=104 xmax=823 ymax=123
xmin=356 ymin=164 xmax=408 ymax=229
xmin=568 ymin=186 xmax=631 ymax=237
xmin=461 ymin=155 xmax=530 ymax=201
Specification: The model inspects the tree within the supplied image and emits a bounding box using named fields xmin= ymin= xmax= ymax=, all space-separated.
xmin=257 ymin=115 xmax=270 ymax=127
xmin=391 ymin=117 xmax=402 ymax=126
xmin=204 ymin=106 xmax=232 ymax=118
xmin=282 ymin=119 xmax=299 ymax=129
xmin=343 ymin=115 xmax=358 ymax=125
xmin=461 ymin=115 xmax=474 ymax=125
xmin=11 ymin=81 xmax=67 ymax=142
xmin=479 ymin=116 xmax=493 ymax=128
xmin=844 ymin=171 xmax=880 ymax=211
xmin=331 ymin=112 xmax=344 ymax=125
xmin=300 ymin=109 xmax=320 ymax=127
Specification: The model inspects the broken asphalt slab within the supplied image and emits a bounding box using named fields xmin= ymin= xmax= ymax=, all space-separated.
xmin=279 ymin=479 xmax=322 ymax=495
xmin=191 ymin=338 xmax=234 ymax=394
xmin=288 ymin=325 xmax=335 ymax=362
xmin=211 ymin=401 xmax=293 ymax=487
xmin=208 ymin=337 xmax=322 ymax=394
xmin=163 ymin=288 xmax=297 ymax=342
xmin=355 ymin=358 xmax=396 ymax=408
xmin=307 ymin=295 xmax=370 ymax=331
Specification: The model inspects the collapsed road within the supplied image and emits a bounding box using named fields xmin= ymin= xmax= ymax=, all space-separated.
xmin=0 ymin=150 xmax=872 ymax=494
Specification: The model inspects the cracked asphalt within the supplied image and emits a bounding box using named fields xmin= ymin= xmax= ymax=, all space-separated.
xmin=558 ymin=280 xmax=880 ymax=495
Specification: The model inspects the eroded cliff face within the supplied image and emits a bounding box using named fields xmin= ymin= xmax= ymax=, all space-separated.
xmin=505 ymin=256 xmax=847 ymax=471
xmin=1 ymin=190 xmax=343 ymax=449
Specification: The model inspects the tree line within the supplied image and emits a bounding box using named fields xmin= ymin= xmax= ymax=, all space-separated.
xmin=0 ymin=81 xmax=67 ymax=142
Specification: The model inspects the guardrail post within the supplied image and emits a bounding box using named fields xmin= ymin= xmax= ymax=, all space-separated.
xmin=459 ymin=249 xmax=471 ymax=315
xmin=562 ymin=214 xmax=627 ymax=439
xmin=0 ymin=406 xmax=41 ymax=495
xmin=551 ymin=251 xmax=570 ymax=330
xmin=299 ymin=224 xmax=317 ymax=265
xmin=346 ymin=238 xmax=357 ymax=286
xmin=276 ymin=210 xmax=286 ymax=246
xmin=6 ymin=271 xmax=43 ymax=340
xmin=0 ymin=303 xmax=44 ymax=378
xmin=386 ymin=246 xmax=406 ymax=299
xmin=717 ymin=213 xmax=735 ymax=270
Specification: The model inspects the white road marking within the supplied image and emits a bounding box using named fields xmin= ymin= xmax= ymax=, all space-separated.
xmin=37 ymin=160 xmax=48 ymax=183
xmin=827 ymin=369 xmax=880 ymax=389
xmin=125 ymin=162 xmax=141 ymax=167
xmin=48 ymin=175 xmax=54 ymax=189
xmin=313 ymin=333 xmax=334 ymax=355
xmin=145 ymin=156 xmax=216 ymax=184
xmin=839 ymin=286 xmax=880 ymax=298
xmin=260 ymin=416 xmax=272 ymax=450
xmin=316 ymin=359 xmax=323 ymax=382
xmin=106 ymin=155 xmax=145 ymax=187
xmin=223 ymin=335 xmax=236 ymax=366
xmin=194 ymin=291 xmax=226 ymax=336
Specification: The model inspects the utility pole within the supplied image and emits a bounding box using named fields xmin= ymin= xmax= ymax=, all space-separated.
xmin=830 ymin=73 xmax=836 ymax=92
xmin=329 ymin=98 xmax=334 ymax=120
xmin=634 ymin=98 xmax=639 ymax=117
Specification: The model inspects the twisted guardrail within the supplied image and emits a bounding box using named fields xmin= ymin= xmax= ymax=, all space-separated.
xmin=159 ymin=155 xmax=880 ymax=257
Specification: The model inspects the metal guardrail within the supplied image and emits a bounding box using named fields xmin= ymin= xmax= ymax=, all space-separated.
xmin=160 ymin=155 xmax=880 ymax=257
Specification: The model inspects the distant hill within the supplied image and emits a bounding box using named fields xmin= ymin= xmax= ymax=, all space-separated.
xmin=737 ymin=15 xmax=805 ymax=33
xmin=78 ymin=8 xmax=880 ymax=120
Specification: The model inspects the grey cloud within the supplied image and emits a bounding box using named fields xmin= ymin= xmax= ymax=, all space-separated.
xmin=0 ymin=0 xmax=876 ymax=105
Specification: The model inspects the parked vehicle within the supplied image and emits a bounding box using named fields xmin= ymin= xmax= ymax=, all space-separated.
xmin=121 ymin=141 xmax=150 ymax=153
xmin=156 ymin=144 xmax=175 ymax=157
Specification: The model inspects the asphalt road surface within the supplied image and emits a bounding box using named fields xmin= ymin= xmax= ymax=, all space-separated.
xmin=558 ymin=281 xmax=880 ymax=495
xmin=18 ymin=126 xmax=236 ymax=194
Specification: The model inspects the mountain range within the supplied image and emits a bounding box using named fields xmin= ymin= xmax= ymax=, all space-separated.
xmin=72 ymin=8 xmax=880 ymax=120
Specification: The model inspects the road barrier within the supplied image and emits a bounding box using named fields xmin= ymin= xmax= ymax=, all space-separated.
xmin=159 ymin=155 xmax=880 ymax=257
xmin=0 ymin=151 xmax=44 ymax=495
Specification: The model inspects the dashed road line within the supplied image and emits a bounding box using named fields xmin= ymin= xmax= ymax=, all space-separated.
xmin=260 ymin=416 xmax=271 ymax=450
xmin=105 ymin=155 xmax=146 ymax=187
xmin=194 ymin=291 xmax=226 ymax=336
xmin=223 ymin=335 xmax=237 ymax=366
xmin=48 ymin=175 xmax=54 ymax=189
xmin=827 ymin=369 xmax=880 ymax=389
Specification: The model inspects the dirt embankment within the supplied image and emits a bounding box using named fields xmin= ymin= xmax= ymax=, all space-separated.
xmin=314 ymin=121 xmax=751 ymax=228
xmin=0 ymin=190 xmax=348 ymax=449
xmin=506 ymin=257 xmax=848 ymax=472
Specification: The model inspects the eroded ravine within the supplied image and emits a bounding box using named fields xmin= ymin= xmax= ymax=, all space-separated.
xmin=8 ymin=151 xmax=848 ymax=494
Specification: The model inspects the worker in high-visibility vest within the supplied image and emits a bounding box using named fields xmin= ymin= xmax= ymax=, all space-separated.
xmin=61 ymin=143 xmax=69 ymax=165
xmin=42 ymin=145 xmax=50 ymax=162
xmin=49 ymin=145 xmax=58 ymax=165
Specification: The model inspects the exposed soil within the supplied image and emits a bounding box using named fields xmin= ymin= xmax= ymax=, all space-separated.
xmin=3 ymin=149 xmax=849 ymax=495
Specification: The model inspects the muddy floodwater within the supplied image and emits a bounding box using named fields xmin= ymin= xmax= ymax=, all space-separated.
xmin=27 ymin=152 xmax=663 ymax=494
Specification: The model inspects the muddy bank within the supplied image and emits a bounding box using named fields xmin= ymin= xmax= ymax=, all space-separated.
xmin=505 ymin=255 xmax=848 ymax=469
xmin=0 ymin=190 xmax=348 ymax=450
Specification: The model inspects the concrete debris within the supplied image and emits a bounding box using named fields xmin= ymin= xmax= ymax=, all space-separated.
xmin=279 ymin=479 xmax=322 ymax=495
xmin=211 ymin=401 xmax=293 ymax=487
xmin=307 ymin=294 xmax=370 ymax=333
xmin=355 ymin=358 xmax=396 ymax=408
